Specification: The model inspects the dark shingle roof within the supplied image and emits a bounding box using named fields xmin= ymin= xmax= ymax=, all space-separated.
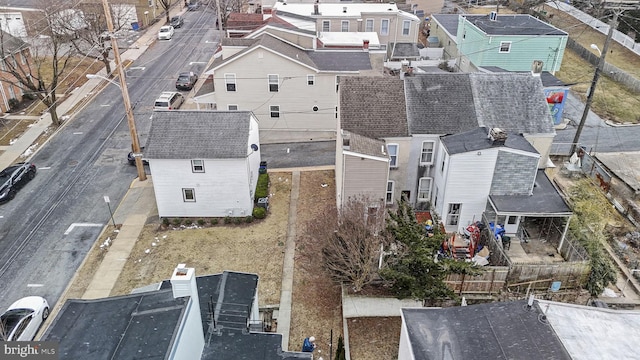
xmin=389 ymin=42 xmax=420 ymax=59
xmin=405 ymin=73 xmax=478 ymax=134
xmin=463 ymin=14 xmax=567 ymax=36
xmin=431 ymin=14 xmax=460 ymax=37
xmin=306 ymin=50 xmax=372 ymax=71
xmin=340 ymin=77 xmax=409 ymax=139
xmin=145 ymin=111 xmax=251 ymax=159
xmin=402 ymin=301 xmax=572 ymax=360
xmin=490 ymin=170 xmax=572 ymax=214
xmin=345 ymin=131 xmax=387 ymax=158
xmin=480 ymin=67 xmax=567 ymax=87
xmin=469 ymin=73 xmax=554 ymax=134
xmin=441 ymin=127 xmax=538 ymax=155
xmin=221 ymin=38 xmax=256 ymax=46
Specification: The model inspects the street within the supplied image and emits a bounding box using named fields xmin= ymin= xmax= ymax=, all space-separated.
xmin=0 ymin=7 xmax=218 ymax=311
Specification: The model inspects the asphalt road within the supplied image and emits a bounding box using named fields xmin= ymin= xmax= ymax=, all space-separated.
xmin=0 ymin=8 xmax=218 ymax=312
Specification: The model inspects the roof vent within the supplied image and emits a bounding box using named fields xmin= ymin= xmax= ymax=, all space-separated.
xmin=489 ymin=11 xmax=497 ymax=21
xmin=489 ymin=128 xmax=507 ymax=145
xmin=343 ymin=6 xmax=347 ymax=13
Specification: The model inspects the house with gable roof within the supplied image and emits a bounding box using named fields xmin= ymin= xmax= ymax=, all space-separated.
xmin=201 ymin=32 xmax=380 ymax=142
xmin=0 ymin=30 xmax=33 ymax=113
xmin=144 ymin=111 xmax=261 ymax=218
xmin=430 ymin=13 xmax=567 ymax=73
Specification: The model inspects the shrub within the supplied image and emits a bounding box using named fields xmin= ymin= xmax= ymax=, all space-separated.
xmin=184 ymin=219 xmax=193 ymax=225
xmin=253 ymin=207 xmax=266 ymax=219
xmin=8 ymin=98 xmax=19 ymax=111
xmin=172 ymin=218 xmax=182 ymax=225
xmin=197 ymin=219 xmax=205 ymax=226
xmin=224 ymin=216 xmax=232 ymax=224
xmin=162 ymin=218 xmax=170 ymax=226
xmin=23 ymin=92 xmax=37 ymax=100
xmin=255 ymin=173 xmax=269 ymax=199
xmin=245 ymin=216 xmax=253 ymax=223
xmin=234 ymin=217 xmax=243 ymax=224
xmin=210 ymin=218 xmax=219 ymax=225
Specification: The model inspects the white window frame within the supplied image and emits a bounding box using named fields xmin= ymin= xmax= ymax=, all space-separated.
xmin=365 ymin=18 xmax=374 ymax=32
xmin=183 ymin=188 xmax=196 ymax=202
xmin=386 ymin=180 xmax=395 ymax=204
xmin=341 ymin=20 xmax=349 ymax=32
xmin=381 ymin=19 xmax=389 ymax=36
xmin=191 ymin=159 xmax=205 ymax=173
xmin=402 ymin=20 xmax=410 ymax=36
xmin=270 ymin=105 xmax=280 ymax=118
xmin=307 ymin=74 xmax=315 ymax=85
xmin=446 ymin=203 xmax=461 ymax=226
xmin=499 ymin=41 xmax=511 ymax=53
xmin=387 ymin=143 xmax=398 ymax=168
xmin=322 ymin=20 xmax=330 ymax=32
xmin=225 ymin=73 xmax=236 ymax=92
xmin=268 ymin=74 xmax=279 ymax=92
xmin=420 ymin=141 xmax=435 ymax=164
xmin=417 ymin=177 xmax=432 ymax=202
xmin=228 ymin=104 xmax=238 ymax=110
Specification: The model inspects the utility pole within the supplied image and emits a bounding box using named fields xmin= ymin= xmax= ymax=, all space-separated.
xmin=216 ymin=0 xmax=224 ymax=40
xmin=101 ymin=0 xmax=147 ymax=181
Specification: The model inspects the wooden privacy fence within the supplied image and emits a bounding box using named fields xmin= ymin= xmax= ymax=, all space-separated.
xmin=445 ymin=266 xmax=509 ymax=295
xmin=507 ymin=261 xmax=590 ymax=291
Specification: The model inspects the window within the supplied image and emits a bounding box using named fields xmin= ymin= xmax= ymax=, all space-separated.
xmin=270 ymin=105 xmax=280 ymax=118
xmin=307 ymin=75 xmax=315 ymax=85
xmin=446 ymin=203 xmax=461 ymax=226
xmin=341 ymin=20 xmax=349 ymax=32
xmin=441 ymin=153 xmax=446 ymax=173
xmin=20 ymin=52 xmax=26 ymax=65
xmin=386 ymin=181 xmax=395 ymax=204
xmin=336 ymin=75 xmax=340 ymax=92
xmin=322 ymin=20 xmax=330 ymax=32
xmin=434 ymin=186 xmax=439 ymax=207
xmin=183 ymin=188 xmax=196 ymax=202
xmin=507 ymin=216 xmax=518 ymax=225
xmin=418 ymin=177 xmax=432 ymax=202
xmin=381 ymin=19 xmax=389 ymax=35
xmin=387 ymin=144 xmax=398 ymax=168
xmin=402 ymin=20 xmax=410 ymax=36
xmin=191 ymin=159 xmax=204 ymax=173
xmin=228 ymin=104 xmax=238 ymax=110
xmin=225 ymin=74 xmax=236 ymax=91
xmin=499 ymin=41 xmax=511 ymax=53
xmin=365 ymin=19 xmax=374 ymax=32
xmin=268 ymin=74 xmax=279 ymax=92
xmin=420 ymin=141 xmax=435 ymax=164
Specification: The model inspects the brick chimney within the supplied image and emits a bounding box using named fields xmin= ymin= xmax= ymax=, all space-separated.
xmin=363 ymin=39 xmax=370 ymax=50
xmin=313 ymin=0 xmax=319 ymax=15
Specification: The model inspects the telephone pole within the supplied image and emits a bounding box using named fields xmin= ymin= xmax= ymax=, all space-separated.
xmin=101 ymin=0 xmax=147 ymax=181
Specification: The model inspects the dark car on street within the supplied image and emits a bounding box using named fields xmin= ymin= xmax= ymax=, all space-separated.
xmin=175 ymin=71 xmax=198 ymax=91
xmin=0 ymin=162 xmax=36 ymax=203
xmin=170 ymin=16 xmax=184 ymax=28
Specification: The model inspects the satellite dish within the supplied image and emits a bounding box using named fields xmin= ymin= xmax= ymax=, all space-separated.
xmin=251 ymin=144 xmax=259 ymax=151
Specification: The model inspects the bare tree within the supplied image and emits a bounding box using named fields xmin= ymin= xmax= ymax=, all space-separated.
xmin=218 ymin=0 xmax=245 ymax=29
xmin=0 ymin=2 xmax=77 ymax=127
xmin=302 ymin=196 xmax=388 ymax=292
xmin=157 ymin=0 xmax=173 ymax=25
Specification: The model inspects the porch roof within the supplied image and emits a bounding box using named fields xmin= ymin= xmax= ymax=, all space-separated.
xmin=489 ymin=170 xmax=572 ymax=216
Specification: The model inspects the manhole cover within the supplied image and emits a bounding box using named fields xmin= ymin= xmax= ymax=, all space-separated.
xmin=68 ymin=160 xmax=79 ymax=167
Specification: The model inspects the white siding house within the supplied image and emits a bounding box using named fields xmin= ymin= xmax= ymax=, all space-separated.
xmin=145 ymin=111 xmax=261 ymax=218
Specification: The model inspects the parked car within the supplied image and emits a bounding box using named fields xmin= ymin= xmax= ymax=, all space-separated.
xmin=127 ymin=147 xmax=149 ymax=166
xmin=0 ymin=296 xmax=49 ymax=341
xmin=0 ymin=162 xmax=36 ymax=203
xmin=170 ymin=16 xmax=184 ymax=28
xmin=187 ymin=1 xmax=200 ymax=11
xmin=154 ymin=91 xmax=185 ymax=110
xmin=175 ymin=72 xmax=198 ymax=91
xmin=158 ymin=26 xmax=174 ymax=40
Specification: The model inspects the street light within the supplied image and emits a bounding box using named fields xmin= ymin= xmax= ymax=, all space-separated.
xmin=86 ymin=73 xmax=121 ymax=88
xmin=590 ymin=44 xmax=602 ymax=56
xmin=622 ymin=269 xmax=640 ymax=295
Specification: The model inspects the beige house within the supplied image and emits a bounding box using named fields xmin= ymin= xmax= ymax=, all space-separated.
xmin=202 ymin=32 xmax=381 ymax=142
xmin=271 ymin=2 xmax=420 ymax=50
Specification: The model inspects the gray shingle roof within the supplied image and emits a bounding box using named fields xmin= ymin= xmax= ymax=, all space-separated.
xmin=480 ymin=67 xmax=567 ymax=87
xmin=463 ymin=14 xmax=567 ymax=36
xmin=470 ymin=73 xmax=555 ymax=134
xmin=307 ymin=50 xmax=372 ymax=71
xmin=145 ymin=111 xmax=252 ymax=159
xmin=490 ymin=170 xmax=572 ymax=215
xmin=1 ymin=30 xmax=28 ymax=53
xmin=340 ymin=77 xmax=409 ymax=139
xmin=389 ymin=42 xmax=420 ymax=59
xmin=431 ymin=14 xmax=460 ymax=37
xmin=405 ymin=73 xmax=478 ymax=134
xmin=345 ymin=131 xmax=387 ymax=158
xmin=441 ymin=127 xmax=538 ymax=155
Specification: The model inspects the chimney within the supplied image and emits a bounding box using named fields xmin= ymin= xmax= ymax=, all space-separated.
xmin=169 ymin=264 xmax=205 ymax=359
xmin=363 ymin=39 xmax=370 ymax=50
xmin=313 ymin=0 xmax=319 ymax=15
xmin=488 ymin=128 xmax=507 ymax=145
xmin=400 ymin=59 xmax=410 ymax=79
xmin=531 ymin=60 xmax=543 ymax=76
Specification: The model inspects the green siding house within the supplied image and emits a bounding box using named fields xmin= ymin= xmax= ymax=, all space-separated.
xmin=456 ymin=13 xmax=567 ymax=74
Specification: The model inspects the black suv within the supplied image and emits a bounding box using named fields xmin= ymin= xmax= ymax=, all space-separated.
xmin=175 ymin=72 xmax=198 ymax=91
xmin=0 ymin=162 xmax=36 ymax=203
xmin=170 ymin=16 xmax=184 ymax=28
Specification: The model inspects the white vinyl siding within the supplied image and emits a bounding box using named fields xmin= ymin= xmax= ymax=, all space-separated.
xmin=387 ymin=143 xmax=398 ymax=168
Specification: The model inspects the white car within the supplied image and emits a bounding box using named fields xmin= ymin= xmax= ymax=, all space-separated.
xmin=158 ymin=26 xmax=174 ymax=40
xmin=1 ymin=296 xmax=50 ymax=341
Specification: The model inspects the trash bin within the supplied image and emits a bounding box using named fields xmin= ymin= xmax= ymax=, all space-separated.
xmin=259 ymin=161 xmax=267 ymax=174
xmin=131 ymin=22 xmax=139 ymax=31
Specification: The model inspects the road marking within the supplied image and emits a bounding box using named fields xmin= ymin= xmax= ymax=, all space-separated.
xmin=189 ymin=61 xmax=206 ymax=65
xmin=64 ymin=223 xmax=103 ymax=235
xmin=100 ymin=104 xmax=110 ymax=107
xmin=39 ymin=167 xmax=51 ymax=170
xmin=27 ymin=284 xmax=43 ymax=287
xmin=73 ymin=132 xmax=83 ymax=135
xmin=129 ymin=66 xmax=146 ymax=71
